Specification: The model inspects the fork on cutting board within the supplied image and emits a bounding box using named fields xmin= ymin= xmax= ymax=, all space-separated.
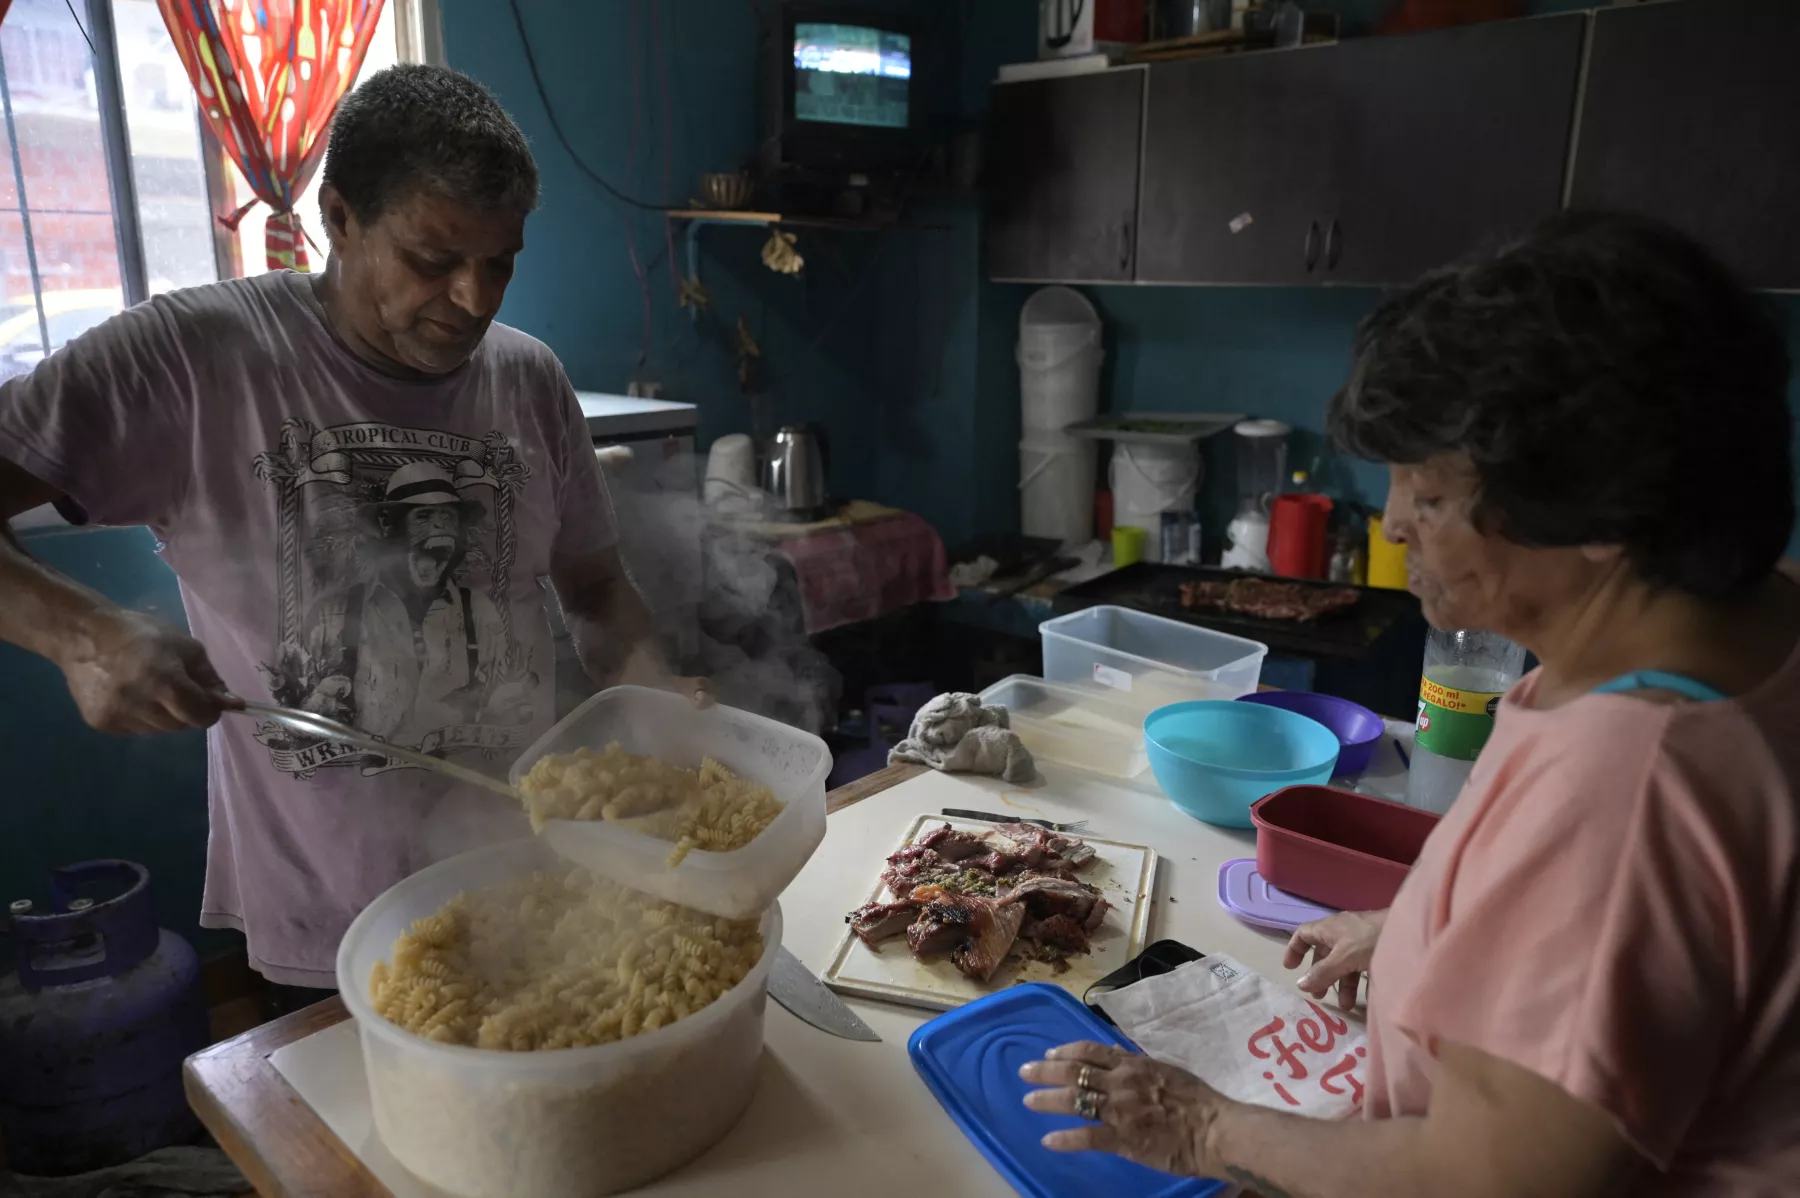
xmin=940 ymin=809 xmax=1090 ymax=834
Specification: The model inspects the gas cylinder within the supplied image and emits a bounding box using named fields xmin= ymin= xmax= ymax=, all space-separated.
xmin=0 ymin=860 xmax=207 ymax=1175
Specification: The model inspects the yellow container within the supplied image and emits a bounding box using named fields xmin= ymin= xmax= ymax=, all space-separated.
xmin=1112 ymin=525 xmax=1147 ymax=568
xmin=1367 ymin=516 xmax=1408 ymax=589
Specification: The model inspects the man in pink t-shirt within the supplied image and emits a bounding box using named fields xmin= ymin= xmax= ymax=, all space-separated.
xmin=1016 ymin=216 xmax=1800 ymax=1197
xmin=0 ymin=67 xmax=699 ymax=995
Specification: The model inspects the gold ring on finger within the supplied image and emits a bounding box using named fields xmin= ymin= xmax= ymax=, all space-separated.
xmin=1077 ymin=1064 xmax=1100 ymax=1092
xmin=1073 ymin=1087 xmax=1105 ymax=1121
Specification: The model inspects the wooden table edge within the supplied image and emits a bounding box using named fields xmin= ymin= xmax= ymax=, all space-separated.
xmin=186 ymin=763 xmax=927 ymax=1197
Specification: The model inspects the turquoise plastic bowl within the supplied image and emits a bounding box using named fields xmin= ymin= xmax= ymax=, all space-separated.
xmin=1144 ymin=700 xmax=1342 ymax=829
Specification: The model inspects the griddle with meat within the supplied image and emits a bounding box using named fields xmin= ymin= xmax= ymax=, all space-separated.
xmin=1178 ymin=577 xmax=1361 ymax=621
xmin=844 ymin=822 xmax=1109 ymax=982
xmin=1058 ymin=563 xmax=1422 ymax=659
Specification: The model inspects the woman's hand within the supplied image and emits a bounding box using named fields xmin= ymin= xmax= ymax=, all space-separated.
xmin=1019 ymin=1041 xmax=1228 ymax=1177
xmin=1284 ymin=909 xmax=1388 ymax=1011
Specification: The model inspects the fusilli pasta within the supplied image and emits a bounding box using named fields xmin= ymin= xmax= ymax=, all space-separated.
xmin=369 ymin=868 xmax=763 ymax=1051
xmin=517 ymin=746 xmax=784 ymax=866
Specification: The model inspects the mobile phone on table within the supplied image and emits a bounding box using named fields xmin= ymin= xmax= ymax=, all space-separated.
xmin=1082 ymin=939 xmax=1206 ymax=1028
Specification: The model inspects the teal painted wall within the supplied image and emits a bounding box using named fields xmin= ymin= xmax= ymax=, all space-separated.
xmin=436 ymin=0 xmax=1015 ymax=545
xmin=437 ymin=0 xmax=1800 ymax=551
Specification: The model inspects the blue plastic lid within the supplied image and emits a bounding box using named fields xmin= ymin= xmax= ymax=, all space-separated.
xmin=908 ymin=983 xmax=1224 ymax=1198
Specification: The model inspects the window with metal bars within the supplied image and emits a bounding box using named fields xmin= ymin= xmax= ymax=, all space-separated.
xmin=0 ymin=0 xmax=433 ymax=381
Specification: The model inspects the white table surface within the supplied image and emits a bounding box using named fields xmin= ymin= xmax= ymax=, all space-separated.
xmin=271 ymin=760 xmax=1383 ymax=1196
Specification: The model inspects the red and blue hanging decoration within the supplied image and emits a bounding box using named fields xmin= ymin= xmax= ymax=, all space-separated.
xmin=156 ymin=0 xmax=386 ymax=272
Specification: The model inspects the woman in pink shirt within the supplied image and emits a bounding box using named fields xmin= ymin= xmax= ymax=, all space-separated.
xmin=1021 ymin=213 xmax=1800 ymax=1196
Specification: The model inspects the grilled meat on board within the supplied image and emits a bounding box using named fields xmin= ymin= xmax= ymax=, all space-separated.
xmin=1002 ymin=874 xmax=1109 ymax=932
xmin=1022 ymin=913 xmax=1092 ymax=955
xmin=847 ymin=899 xmax=923 ymax=948
xmin=905 ymin=885 xmax=1027 ymax=982
xmin=844 ymin=823 xmax=1109 ymax=975
xmin=1179 ymin=577 xmax=1359 ymax=622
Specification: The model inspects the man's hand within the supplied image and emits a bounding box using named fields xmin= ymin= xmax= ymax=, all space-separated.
xmin=673 ymin=674 xmax=714 ymax=708
xmin=57 ymin=609 xmax=241 ymax=734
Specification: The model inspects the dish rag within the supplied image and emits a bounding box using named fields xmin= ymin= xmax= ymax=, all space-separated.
xmin=1094 ymin=954 xmax=1369 ymax=1119
xmin=888 ymin=693 xmax=1035 ymax=783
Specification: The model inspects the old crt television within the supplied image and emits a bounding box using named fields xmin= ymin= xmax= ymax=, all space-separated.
xmin=760 ymin=4 xmax=920 ymax=179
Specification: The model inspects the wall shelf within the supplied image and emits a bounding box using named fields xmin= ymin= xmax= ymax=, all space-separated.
xmin=663 ymin=209 xmax=941 ymax=321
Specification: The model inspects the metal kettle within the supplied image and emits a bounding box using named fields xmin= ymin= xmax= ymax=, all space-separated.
xmin=763 ymin=425 xmax=829 ymax=521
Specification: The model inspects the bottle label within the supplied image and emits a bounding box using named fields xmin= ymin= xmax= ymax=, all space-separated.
xmin=1414 ymin=677 xmax=1504 ymax=761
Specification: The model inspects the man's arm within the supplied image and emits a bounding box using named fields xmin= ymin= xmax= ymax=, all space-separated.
xmin=0 ymin=457 xmax=238 ymax=732
xmin=549 ymin=544 xmax=705 ymax=699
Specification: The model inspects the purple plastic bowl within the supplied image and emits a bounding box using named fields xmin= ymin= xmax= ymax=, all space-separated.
xmin=1236 ymin=691 xmax=1385 ymax=775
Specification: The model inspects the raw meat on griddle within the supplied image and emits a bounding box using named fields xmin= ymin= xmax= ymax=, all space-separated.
xmin=1179 ymin=577 xmax=1359 ymax=622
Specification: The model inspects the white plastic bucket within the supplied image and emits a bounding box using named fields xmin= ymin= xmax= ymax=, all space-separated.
xmin=1109 ymin=441 xmax=1201 ymax=562
xmin=338 ymin=835 xmax=781 ymax=1198
xmin=1019 ymin=286 xmax=1103 ymax=434
xmin=1019 ymin=434 xmax=1095 ymax=543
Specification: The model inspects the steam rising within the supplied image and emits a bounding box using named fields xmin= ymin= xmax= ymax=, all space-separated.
xmin=599 ymin=448 xmax=840 ymax=736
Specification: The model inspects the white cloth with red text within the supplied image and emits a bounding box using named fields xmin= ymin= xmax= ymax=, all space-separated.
xmin=1094 ymin=955 xmax=1369 ymax=1119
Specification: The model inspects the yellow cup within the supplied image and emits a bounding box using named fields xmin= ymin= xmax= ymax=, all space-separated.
xmin=1112 ymin=525 xmax=1147 ymax=568
xmin=1367 ymin=516 xmax=1408 ymax=589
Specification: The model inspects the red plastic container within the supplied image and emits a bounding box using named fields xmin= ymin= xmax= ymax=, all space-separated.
xmin=1250 ymin=785 xmax=1440 ymax=911
xmin=1267 ymin=493 xmax=1333 ymax=578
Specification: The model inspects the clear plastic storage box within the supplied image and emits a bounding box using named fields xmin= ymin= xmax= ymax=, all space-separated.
xmin=979 ymin=674 xmax=1149 ymax=779
xmin=1039 ymin=605 xmax=1267 ymax=715
xmin=509 ymin=685 xmax=830 ymax=920
xmin=338 ymin=836 xmax=780 ymax=1198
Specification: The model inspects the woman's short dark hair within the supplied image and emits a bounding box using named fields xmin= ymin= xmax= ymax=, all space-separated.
xmin=322 ymin=64 xmax=539 ymax=223
xmin=1329 ymin=211 xmax=1793 ymax=597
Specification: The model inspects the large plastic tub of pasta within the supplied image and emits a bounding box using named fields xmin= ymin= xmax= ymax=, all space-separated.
xmin=510 ymin=684 xmax=830 ymax=919
xmin=338 ymin=836 xmax=782 ymax=1198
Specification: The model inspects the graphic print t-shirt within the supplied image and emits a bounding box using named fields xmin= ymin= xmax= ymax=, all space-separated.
xmin=0 ymin=273 xmax=616 ymax=985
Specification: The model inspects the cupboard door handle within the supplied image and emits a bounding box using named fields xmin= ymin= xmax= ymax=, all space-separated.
xmin=1326 ymin=219 xmax=1342 ymax=271
xmin=1304 ymin=220 xmax=1321 ymax=273
xmin=1118 ymin=222 xmax=1132 ymax=272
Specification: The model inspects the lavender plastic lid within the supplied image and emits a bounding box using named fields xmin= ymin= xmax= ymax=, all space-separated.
xmin=1217 ymin=858 xmax=1337 ymax=933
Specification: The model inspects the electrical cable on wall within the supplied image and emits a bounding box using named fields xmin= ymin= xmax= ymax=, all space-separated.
xmin=506 ymin=0 xmax=672 ymax=212
xmin=620 ymin=0 xmax=653 ymax=370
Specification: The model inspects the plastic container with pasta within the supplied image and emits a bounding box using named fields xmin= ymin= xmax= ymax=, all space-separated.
xmin=338 ymin=836 xmax=782 ymax=1198
xmin=510 ymin=685 xmax=830 ymax=919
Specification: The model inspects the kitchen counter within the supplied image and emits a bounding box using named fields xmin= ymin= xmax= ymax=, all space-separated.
xmin=184 ymin=762 xmax=1301 ymax=1197
xmin=576 ymin=391 xmax=698 ymax=440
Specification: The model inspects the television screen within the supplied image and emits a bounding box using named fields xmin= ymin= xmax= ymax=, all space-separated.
xmin=792 ymin=22 xmax=911 ymax=130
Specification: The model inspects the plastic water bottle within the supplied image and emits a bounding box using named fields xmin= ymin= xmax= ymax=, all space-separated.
xmin=1406 ymin=629 xmax=1528 ymax=814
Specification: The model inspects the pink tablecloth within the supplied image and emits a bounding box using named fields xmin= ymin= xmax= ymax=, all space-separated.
xmin=771 ymin=512 xmax=955 ymax=635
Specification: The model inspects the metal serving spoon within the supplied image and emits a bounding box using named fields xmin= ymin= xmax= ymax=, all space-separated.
xmin=232 ymin=701 xmax=523 ymax=803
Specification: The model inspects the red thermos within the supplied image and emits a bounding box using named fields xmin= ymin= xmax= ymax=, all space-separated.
xmin=1268 ymin=493 xmax=1333 ymax=578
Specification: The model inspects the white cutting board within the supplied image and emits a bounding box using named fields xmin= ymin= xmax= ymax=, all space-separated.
xmin=823 ymin=814 xmax=1156 ymax=1012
